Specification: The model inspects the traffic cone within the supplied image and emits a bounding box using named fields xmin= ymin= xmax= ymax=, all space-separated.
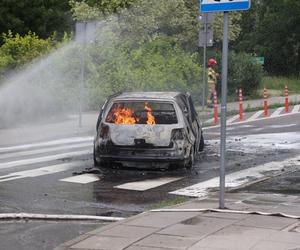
xmin=213 ymin=91 xmax=218 ymax=125
xmin=263 ymin=87 xmax=268 ymax=116
xmin=239 ymin=88 xmax=244 ymax=121
xmin=285 ymin=85 xmax=289 ymax=113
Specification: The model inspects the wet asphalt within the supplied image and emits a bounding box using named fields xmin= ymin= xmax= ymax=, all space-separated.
xmin=0 ymin=112 xmax=299 ymax=250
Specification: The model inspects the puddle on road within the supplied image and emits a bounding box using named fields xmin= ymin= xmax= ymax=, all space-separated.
xmin=210 ymin=131 xmax=300 ymax=154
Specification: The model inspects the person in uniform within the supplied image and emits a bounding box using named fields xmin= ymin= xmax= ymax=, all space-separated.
xmin=207 ymin=58 xmax=218 ymax=107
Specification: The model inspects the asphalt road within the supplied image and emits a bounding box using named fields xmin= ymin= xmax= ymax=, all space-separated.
xmin=0 ymin=112 xmax=299 ymax=250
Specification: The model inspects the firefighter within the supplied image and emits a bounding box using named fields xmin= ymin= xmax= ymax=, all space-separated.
xmin=207 ymin=58 xmax=218 ymax=107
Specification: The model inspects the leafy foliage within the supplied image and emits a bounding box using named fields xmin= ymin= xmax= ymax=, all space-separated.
xmin=0 ymin=0 xmax=72 ymax=40
xmin=84 ymin=36 xmax=202 ymax=108
xmin=0 ymin=31 xmax=55 ymax=79
xmin=236 ymin=0 xmax=300 ymax=76
xmin=216 ymin=52 xmax=263 ymax=96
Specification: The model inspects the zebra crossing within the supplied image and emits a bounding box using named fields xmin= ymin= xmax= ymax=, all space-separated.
xmin=0 ymin=137 xmax=93 ymax=183
xmin=0 ymin=137 xmax=182 ymax=190
xmin=204 ymin=104 xmax=300 ymax=126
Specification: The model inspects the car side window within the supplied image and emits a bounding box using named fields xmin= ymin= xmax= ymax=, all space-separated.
xmin=176 ymin=96 xmax=192 ymax=122
xmin=187 ymin=95 xmax=197 ymax=122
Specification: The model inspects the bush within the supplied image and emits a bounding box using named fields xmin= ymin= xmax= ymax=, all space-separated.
xmin=0 ymin=31 xmax=55 ymax=80
xmin=85 ymin=36 xmax=202 ymax=109
xmin=216 ymin=52 xmax=263 ymax=96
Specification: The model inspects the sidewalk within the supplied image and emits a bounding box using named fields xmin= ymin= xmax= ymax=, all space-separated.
xmin=54 ymin=192 xmax=300 ymax=250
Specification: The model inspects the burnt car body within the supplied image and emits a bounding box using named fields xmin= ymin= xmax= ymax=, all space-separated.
xmin=93 ymin=92 xmax=204 ymax=169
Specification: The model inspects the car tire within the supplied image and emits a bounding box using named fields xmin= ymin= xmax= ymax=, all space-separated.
xmin=93 ymin=145 xmax=101 ymax=167
xmin=199 ymin=133 xmax=204 ymax=152
xmin=186 ymin=146 xmax=195 ymax=169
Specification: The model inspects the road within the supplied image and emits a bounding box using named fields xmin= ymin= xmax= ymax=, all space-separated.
xmin=0 ymin=111 xmax=299 ymax=250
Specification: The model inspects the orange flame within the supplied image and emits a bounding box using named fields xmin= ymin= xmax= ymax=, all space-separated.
xmin=108 ymin=102 xmax=156 ymax=125
xmin=145 ymin=102 xmax=156 ymax=125
xmin=113 ymin=106 xmax=137 ymax=124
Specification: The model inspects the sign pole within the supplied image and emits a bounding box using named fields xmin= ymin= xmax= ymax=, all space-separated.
xmin=202 ymin=13 xmax=208 ymax=109
xmin=219 ymin=11 xmax=229 ymax=209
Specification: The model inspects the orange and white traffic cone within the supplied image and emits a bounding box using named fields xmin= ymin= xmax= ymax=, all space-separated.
xmin=285 ymin=85 xmax=289 ymax=113
xmin=263 ymin=87 xmax=268 ymax=117
xmin=213 ymin=91 xmax=218 ymax=125
xmin=239 ymin=88 xmax=244 ymax=121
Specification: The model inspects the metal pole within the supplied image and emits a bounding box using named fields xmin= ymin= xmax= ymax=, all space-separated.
xmin=219 ymin=11 xmax=229 ymax=209
xmin=79 ymin=23 xmax=86 ymax=128
xmin=202 ymin=13 xmax=208 ymax=109
xmin=79 ymin=48 xmax=85 ymax=127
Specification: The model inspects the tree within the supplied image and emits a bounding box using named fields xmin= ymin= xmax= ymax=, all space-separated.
xmin=0 ymin=31 xmax=56 ymax=80
xmin=0 ymin=0 xmax=72 ymax=40
xmin=235 ymin=0 xmax=300 ymax=75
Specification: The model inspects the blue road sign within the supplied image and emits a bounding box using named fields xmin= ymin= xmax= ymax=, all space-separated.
xmin=200 ymin=0 xmax=251 ymax=13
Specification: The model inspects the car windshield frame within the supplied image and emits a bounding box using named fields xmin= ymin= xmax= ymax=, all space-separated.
xmin=105 ymin=100 xmax=178 ymax=125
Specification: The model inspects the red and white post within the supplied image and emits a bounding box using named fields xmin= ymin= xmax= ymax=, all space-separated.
xmin=263 ymin=87 xmax=268 ymax=117
xmin=285 ymin=85 xmax=289 ymax=113
xmin=239 ymin=88 xmax=244 ymax=121
xmin=213 ymin=91 xmax=218 ymax=125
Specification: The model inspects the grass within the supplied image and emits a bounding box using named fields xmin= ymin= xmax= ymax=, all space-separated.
xmin=260 ymin=76 xmax=300 ymax=95
xmin=150 ymin=197 xmax=190 ymax=210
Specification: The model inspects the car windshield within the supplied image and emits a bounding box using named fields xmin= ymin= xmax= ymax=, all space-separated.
xmin=105 ymin=101 xmax=178 ymax=125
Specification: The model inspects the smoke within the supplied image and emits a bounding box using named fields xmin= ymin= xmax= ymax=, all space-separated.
xmin=0 ymin=19 xmax=118 ymax=128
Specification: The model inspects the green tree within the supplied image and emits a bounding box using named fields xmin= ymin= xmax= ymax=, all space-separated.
xmin=84 ymin=37 xmax=202 ymax=108
xmin=0 ymin=31 xmax=55 ymax=79
xmin=236 ymin=0 xmax=300 ymax=75
xmin=0 ymin=0 xmax=72 ymax=40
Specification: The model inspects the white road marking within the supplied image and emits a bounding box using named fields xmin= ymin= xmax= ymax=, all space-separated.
xmin=0 ymin=137 xmax=93 ymax=154
xmin=247 ymin=110 xmax=264 ymax=121
xmin=204 ymin=109 xmax=300 ymax=130
xmin=0 ymin=162 xmax=82 ymax=183
xmin=0 ymin=149 xmax=92 ymax=170
xmin=205 ymin=117 xmax=215 ymax=124
xmin=227 ymin=115 xmax=240 ymax=124
xmin=270 ymin=107 xmax=285 ymax=117
xmin=60 ymin=174 xmax=100 ymax=184
xmin=0 ymin=142 xmax=92 ymax=160
xmin=115 ymin=177 xmax=183 ymax=191
xmin=170 ymin=155 xmax=300 ymax=198
xmin=292 ymin=104 xmax=300 ymax=113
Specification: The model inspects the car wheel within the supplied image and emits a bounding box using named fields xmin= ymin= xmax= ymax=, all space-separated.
xmin=186 ymin=146 xmax=195 ymax=169
xmin=93 ymin=145 xmax=100 ymax=167
xmin=199 ymin=133 xmax=204 ymax=152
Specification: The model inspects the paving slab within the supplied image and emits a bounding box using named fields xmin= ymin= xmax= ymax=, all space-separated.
xmin=199 ymin=211 xmax=252 ymax=220
xmin=124 ymin=212 xmax=200 ymax=228
xmin=267 ymin=230 xmax=300 ymax=244
xmin=125 ymin=246 xmax=172 ymax=250
xmin=250 ymin=240 xmax=300 ymax=250
xmin=157 ymin=216 xmax=237 ymax=238
xmin=69 ymin=235 xmax=136 ymax=250
xmin=234 ymin=214 xmax=297 ymax=230
xmin=92 ymin=224 xmax=158 ymax=239
xmin=134 ymin=234 xmax=199 ymax=250
xmin=187 ymin=234 xmax=260 ymax=250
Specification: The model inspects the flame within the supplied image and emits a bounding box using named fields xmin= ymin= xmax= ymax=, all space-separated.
xmin=108 ymin=102 xmax=156 ymax=125
xmin=113 ymin=105 xmax=137 ymax=124
xmin=145 ymin=102 xmax=156 ymax=125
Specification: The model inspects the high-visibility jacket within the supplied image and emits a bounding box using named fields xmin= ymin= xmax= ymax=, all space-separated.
xmin=208 ymin=67 xmax=217 ymax=87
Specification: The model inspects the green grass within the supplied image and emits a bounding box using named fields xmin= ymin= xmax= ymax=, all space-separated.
xmin=150 ymin=197 xmax=190 ymax=210
xmin=260 ymin=76 xmax=300 ymax=95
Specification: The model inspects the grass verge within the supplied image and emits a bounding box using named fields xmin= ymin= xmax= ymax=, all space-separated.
xmin=260 ymin=76 xmax=300 ymax=94
xmin=150 ymin=197 xmax=190 ymax=210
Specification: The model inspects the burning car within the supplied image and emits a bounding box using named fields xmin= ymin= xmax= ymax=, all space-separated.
xmin=93 ymin=92 xmax=204 ymax=169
